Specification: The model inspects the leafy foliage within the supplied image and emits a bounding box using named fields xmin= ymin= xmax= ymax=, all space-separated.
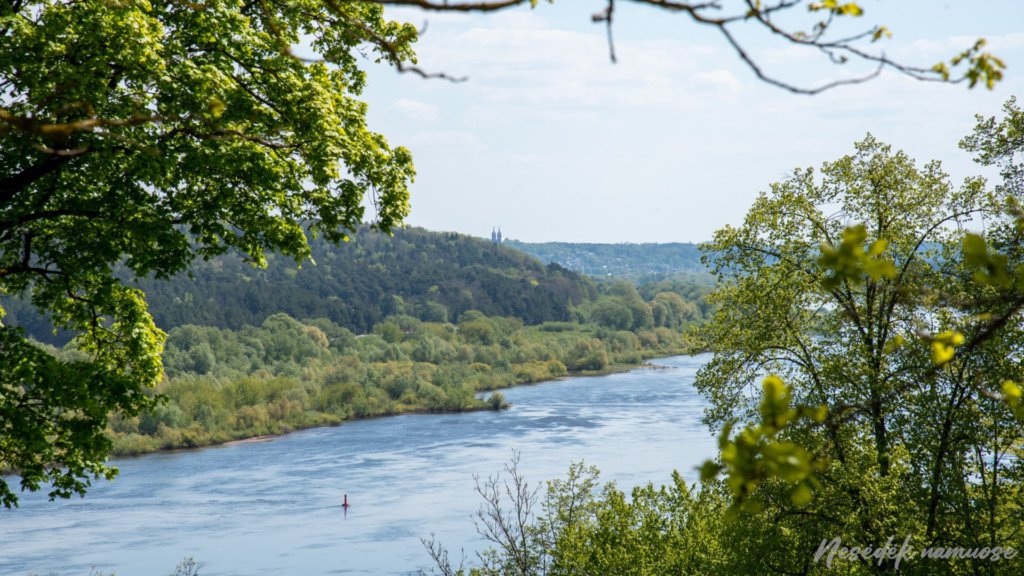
xmin=0 ymin=326 xmax=156 ymax=507
xmin=433 ymin=104 xmax=1024 ymax=576
xmin=0 ymin=0 xmax=416 ymax=506
xmin=422 ymin=455 xmax=729 ymax=576
xmin=99 ymin=310 xmax=690 ymax=457
xmin=691 ymin=128 xmax=1024 ymax=572
xmin=699 ymin=375 xmax=827 ymax=511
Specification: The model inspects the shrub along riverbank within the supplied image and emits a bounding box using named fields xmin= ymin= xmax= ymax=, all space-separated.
xmin=86 ymin=311 xmax=690 ymax=456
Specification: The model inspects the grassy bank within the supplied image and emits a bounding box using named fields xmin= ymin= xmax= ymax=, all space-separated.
xmin=102 ymin=313 xmax=691 ymax=457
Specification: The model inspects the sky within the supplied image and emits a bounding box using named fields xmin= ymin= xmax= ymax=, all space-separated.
xmin=358 ymin=1 xmax=1024 ymax=243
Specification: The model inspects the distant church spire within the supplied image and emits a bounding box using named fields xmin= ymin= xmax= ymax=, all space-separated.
xmin=491 ymin=227 xmax=497 ymax=243
xmin=497 ymin=228 xmax=502 ymax=244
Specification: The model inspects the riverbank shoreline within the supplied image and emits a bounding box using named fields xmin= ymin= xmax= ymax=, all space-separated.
xmin=3 ymin=352 xmax=716 ymax=576
xmin=105 ymin=349 xmax=692 ymax=461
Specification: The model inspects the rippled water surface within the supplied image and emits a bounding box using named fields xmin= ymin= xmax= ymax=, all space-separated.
xmin=2 ymin=354 xmax=714 ymax=576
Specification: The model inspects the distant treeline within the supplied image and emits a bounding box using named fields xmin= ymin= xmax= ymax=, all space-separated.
xmin=3 ymin=228 xmax=714 ymax=345
xmin=503 ymin=240 xmax=707 ymax=278
xmin=143 ymin=227 xmax=601 ymax=335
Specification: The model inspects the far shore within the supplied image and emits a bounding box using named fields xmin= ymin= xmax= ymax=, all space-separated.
xmin=106 ymin=350 xmax=693 ymax=461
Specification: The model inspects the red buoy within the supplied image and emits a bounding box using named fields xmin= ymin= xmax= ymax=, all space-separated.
xmin=343 ymin=494 xmax=350 ymax=508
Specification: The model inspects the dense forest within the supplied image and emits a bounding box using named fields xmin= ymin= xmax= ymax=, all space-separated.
xmin=2 ymin=228 xmax=599 ymax=344
xmin=4 ymin=227 xmax=715 ymax=347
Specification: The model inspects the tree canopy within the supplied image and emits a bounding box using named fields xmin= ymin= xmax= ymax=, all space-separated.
xmin=691 ymin=127 xmax=1024 ymax=570
xmin=0 ymin=0 xmax=416 ymax=506
xmin=3 ymin=226 xmax=600 ymax=341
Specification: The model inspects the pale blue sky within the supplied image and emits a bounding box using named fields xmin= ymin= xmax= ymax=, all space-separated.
xmin=360 ymin=1 xmax=1024 ymax=243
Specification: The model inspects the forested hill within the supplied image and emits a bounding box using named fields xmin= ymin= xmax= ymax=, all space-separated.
xmin=502 ymin=240 xmax=705 ymax=277
xmin=142 ymin=227 xmax=596 ymax=333
xmin=4 ymin=228 xmax=596 ymax=343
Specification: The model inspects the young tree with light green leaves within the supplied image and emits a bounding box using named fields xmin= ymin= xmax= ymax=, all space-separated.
xmin=694 ymin=126 xmax=1024 ymax=573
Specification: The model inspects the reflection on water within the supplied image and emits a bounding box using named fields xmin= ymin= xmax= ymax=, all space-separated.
xmin=2 ymin=355 xmax=715 ymax=576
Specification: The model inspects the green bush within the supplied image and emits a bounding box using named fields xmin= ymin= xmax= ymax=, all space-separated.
xmin=487 ymin=392 xmax=507 ymax=410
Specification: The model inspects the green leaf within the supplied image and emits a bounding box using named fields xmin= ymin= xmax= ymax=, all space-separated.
xmin=791 ymin=483 xmax=813 ymax=506
xmin=871 ymin=26 xmax=892 ymax=42
xmin=699 ymin=460 xmax=723 ymax=482
xmin=818 ymin=224 xmax=897 ymax=289
xmin=930 ymin=330 xmax=964 ymax=365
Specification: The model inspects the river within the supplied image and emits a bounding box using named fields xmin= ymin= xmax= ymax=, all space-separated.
xmin=2 ymin=354 xmax=715 ymax=576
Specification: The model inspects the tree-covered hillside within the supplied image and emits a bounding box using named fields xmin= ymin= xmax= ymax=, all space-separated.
xmin=3 ymin=227 xmax=597 ymax=344
xmin=503 ymin=240 xmax=706 ymax=278
xmin=145 ymin=227 xmax=598 ymax=334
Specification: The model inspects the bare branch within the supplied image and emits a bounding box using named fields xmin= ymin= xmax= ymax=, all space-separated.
xmin=362 ymin=0 xmax=987 ymax=93
xmin=592 ymin=0 xmax=617 ymax=64
xmin=419 ymin=533 xmax=466 ymax=576
xmin=330 ymin=0 xmax=469 ymax=81
xmin=0 ymin=107 xmax=165 ymax=138
xmin=717 ymin=23 xmax=884 ymax=95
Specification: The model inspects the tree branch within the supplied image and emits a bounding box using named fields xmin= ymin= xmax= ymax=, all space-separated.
xmin=0 ymin=155 xmax=75 ymax=205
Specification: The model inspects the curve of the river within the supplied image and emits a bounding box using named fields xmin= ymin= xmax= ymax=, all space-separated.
xmin=2 ymin=354 xmax=714 ymax=576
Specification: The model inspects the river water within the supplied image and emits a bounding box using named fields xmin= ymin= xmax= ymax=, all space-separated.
xmin=2 ymin=354 xmax=715 ymax=576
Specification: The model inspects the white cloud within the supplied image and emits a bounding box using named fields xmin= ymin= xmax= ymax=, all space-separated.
xmin=407 ymin=18 xmax=729 ymax=113
xmin=388 ymin=98 xmax=441 ymax=123
xmin=902 ymin=32 xmax=1024 ymax=61
xmin=984 ymin=32 xmax=1024 ymax=50
xmin=404 ymin=131 xmax=483 ymax=151
xmin=462 ymin=105 xmax=602 ymax=127
xmin=759 ymin=44 xmax=819 ymax=66
xmin=947 ymin=32 xmax=1024 ymax=51
xmin=687 ymin=70 xmax=741 ymax=93
xmin=384 ymin=7 xmax=475 ymax=27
